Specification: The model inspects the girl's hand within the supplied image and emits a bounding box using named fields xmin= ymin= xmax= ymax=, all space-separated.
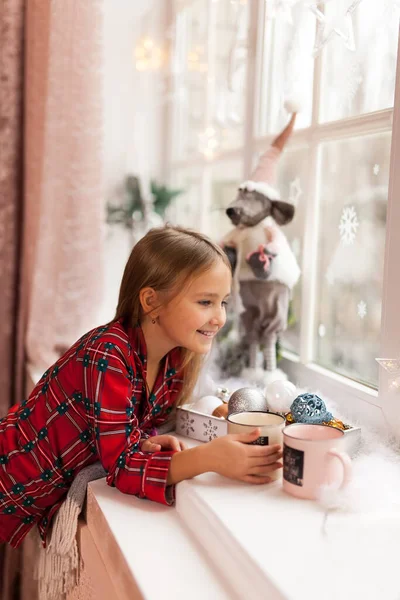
xmin=141 ymin=435 xmax=187 ymax=453
xmin=204 ymin=428 xmax=283 ymax=484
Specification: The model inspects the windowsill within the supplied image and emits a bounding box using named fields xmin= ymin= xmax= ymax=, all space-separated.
xmin=281 ymin=352 xmax=379 ymax=402
xmin=28 ymin=358 xmax=396 ymax=598
xmin=85 ymin=476 xmax=232 ymax=600
xmin=86 ymin=435 xmax=400 ymax=600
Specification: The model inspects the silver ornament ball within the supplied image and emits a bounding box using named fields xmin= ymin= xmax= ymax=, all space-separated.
xmin=228 ymin=387 xmax=269 ymax=416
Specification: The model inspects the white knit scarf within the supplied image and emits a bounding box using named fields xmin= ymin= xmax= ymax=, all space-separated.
xmin=34 ymin=462 xmax=106 ymax=600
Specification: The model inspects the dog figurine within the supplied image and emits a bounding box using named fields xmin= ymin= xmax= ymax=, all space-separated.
xmin=221 ymin=114 xmax=301 ymax=383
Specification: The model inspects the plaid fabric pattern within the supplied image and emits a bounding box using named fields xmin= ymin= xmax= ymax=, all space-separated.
xmin=0 ymin=320 xmax=183 ymax=548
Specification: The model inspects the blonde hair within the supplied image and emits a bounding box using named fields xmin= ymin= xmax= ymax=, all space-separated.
xmin=115 ymin=225 xmax=231 ymax=405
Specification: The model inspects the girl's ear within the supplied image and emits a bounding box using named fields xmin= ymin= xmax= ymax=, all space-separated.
xmin=139 ymin=287 xmax=161 ymax=318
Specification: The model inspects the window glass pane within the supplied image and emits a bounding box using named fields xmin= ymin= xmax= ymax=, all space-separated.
xmin=209 ymin=160 xmax=242 ymax=241
xmin=315 ymin=133 xmax=390 ymax=386
xmin=167 ymin=169 xmax=203 ymax=229
xmin=258 ymin=3 xmax=314 ymax=136
xmin=319 ymin=1 xmax=398 ymax=122
xmin=211 ymin=0 xmax=249 ymax=150
xmin=274 ymin=147 xmax=309 ymax=355
xmin=171 ymin=1 xmax=208 ymax=160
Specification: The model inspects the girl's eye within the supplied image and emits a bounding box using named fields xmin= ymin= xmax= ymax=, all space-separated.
xmin=198 ymin=300 xmax=229 ymax=308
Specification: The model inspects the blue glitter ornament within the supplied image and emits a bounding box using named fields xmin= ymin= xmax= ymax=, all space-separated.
xmin=290 ymin=393 xmax=333 ymax=424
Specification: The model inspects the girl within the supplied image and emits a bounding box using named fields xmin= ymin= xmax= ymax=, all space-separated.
xmin=0 ymin=225 xmax=282 ymax=549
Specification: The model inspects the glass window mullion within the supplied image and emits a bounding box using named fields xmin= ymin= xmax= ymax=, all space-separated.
xmin=298 ymin=35 xmax=323 ymax=364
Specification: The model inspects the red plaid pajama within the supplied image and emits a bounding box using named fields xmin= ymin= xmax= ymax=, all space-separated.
xmin=0 ymin=320 xmax=183 ymax=548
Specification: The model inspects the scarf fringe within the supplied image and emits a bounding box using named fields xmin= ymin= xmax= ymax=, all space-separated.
xmin=33 ymin=462 xmax=106 ymax=600
xmin=34 ymin=520 xmax=80 ymax=600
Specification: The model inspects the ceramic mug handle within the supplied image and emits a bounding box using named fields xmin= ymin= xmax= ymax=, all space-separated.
xmin=327 ymin=449 xmax=352 ymax=490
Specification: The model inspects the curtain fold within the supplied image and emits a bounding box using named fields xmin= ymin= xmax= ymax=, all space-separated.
xmin=0 ymin=0 xmax=25 ymax=412
xmin=24 ymin=0 xmax=105 ymax=377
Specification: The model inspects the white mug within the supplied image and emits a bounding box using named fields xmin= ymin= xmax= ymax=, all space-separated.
xmin=227 ymin=411 xmax=285 ymax=480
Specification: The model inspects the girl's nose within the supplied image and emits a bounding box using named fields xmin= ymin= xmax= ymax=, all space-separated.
xmin=209 ymin=306 xmax=226 ymax=328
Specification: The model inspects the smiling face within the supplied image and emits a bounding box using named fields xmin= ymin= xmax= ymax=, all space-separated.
xmin=157 ymin=258 xmax=232 ymax=355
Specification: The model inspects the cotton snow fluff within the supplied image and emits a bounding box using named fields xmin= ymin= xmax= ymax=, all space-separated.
xmin=290 ymin=393 xmax=333 ymax=424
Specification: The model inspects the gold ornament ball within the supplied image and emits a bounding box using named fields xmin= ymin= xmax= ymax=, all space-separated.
xmin=212 ymin=404 xmax=229 ymax=419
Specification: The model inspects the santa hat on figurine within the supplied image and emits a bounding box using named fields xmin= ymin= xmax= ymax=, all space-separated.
xmin=239 ymin=99 xmax=302 ymax=202
xmin=239 ymin=146 xmax=282 ymax=201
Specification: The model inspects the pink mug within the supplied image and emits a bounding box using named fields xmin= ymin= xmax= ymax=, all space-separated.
xmin=282 ymin=423 xmax=352 ymax=500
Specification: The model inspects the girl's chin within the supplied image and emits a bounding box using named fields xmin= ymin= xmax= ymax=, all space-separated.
xmin=198 ymin=345 xmax=212 ymax=353
xmin=189 ymin=334 xmax=214 ymax=353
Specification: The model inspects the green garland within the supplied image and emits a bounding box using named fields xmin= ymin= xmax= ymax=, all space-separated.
xmin=106 ymin=176 xmax=184 ymax=227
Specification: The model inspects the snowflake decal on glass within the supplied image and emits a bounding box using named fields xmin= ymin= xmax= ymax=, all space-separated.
xmin=203 ymin=419 xmax=218 ymax=441
xmin=357 ymin=300 xmax=367 ymax=319
xmin=373 ymin=164 xmax=380 ymax=176
xmin=339 ymin=206 xmax=359 ymax=245
xmin=180 ymin=412 xmax=195 ymax=437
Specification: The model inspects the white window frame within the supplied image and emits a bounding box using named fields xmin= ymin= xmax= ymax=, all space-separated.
xmin=166 ymin=0 xmax=400 ymax=429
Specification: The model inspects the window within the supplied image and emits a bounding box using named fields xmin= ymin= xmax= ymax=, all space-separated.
xmin=165 ymin=0 xmax=400 ymax=421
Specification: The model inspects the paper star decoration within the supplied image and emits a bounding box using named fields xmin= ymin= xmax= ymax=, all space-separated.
xmin=289 ymin=177 xmax=303 ymax=206
xmin=376 ymin=357 xmax=400 ymax=392
xmin=309 ymin=0 xmax=364 ymax=56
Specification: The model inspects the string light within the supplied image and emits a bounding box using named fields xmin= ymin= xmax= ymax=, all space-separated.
xmin=187 ymin=46 xmax=208 ymax=73
xmin=198 ymin=127 xmax=221 ymax=160
xmin=134 ymin=37 xmax=166 ymax=71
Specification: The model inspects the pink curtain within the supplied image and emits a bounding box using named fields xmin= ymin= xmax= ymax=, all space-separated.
xmin=1 ymin=1 xmax=105 ymax=597
xmin=0 ymin=0 xmax=24 ymax=414
xmin=24 ymin=0 xmax=105 ymax=377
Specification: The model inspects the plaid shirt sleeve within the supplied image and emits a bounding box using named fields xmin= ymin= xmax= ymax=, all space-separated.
xmin=83 ymin=340 xmax=177 ymax=505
